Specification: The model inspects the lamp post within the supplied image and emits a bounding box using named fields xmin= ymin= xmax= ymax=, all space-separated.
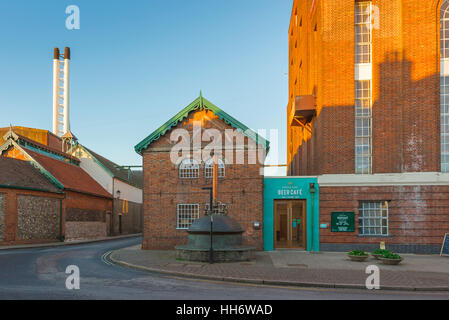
xmin=202 ymin=187 xmax=214 ymax=264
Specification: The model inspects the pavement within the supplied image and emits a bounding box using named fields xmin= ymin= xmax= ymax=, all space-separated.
xmin=110 ymin=246 xmax=449 ymax=292
xmin=0 ymin=233 xmax=142 ymax=251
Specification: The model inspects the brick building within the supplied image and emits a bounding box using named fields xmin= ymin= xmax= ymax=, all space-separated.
xmin=69 ymin=145 xmax=143 ymax=236
xmin=135 ymin=94 xmax=269 ymax=250
xmin=0 ymin=157 xmax=64 ymax=244
xmin=287 ymin=0 xmax=449 ymax=253
xmin=0 ymin=126 xmax=143 ymax=240
xmin=0 ymin=127 xmax=112 ymax=241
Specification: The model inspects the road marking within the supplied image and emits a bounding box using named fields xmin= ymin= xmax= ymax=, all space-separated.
xmin=101 ymin=251 xmax=114 ymax=266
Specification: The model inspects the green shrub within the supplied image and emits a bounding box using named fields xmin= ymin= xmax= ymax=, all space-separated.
xmin=372 ymin=249 xmax=391 ymax=255
xmin=348 ymin=250 xmax=368 ymax=256
xmin=381 ymin=252 xmax=402 ymax=260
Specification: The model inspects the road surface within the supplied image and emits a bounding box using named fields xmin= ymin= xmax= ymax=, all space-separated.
xmin=0 ymin=236 xmax=448 ymax=300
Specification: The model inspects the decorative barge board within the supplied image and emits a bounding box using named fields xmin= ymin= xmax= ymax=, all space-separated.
xmin=135 ymin=94 xmax=269 ymax=250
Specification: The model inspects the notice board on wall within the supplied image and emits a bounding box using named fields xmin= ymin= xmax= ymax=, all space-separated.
xmin=441 ymin=233 xmax=449 ymax=257
xmin=331 ymin=212 xmax=355 ymax=232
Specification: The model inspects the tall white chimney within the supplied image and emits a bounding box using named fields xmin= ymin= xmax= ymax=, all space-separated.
xmin=52 ymin=47 xmax=71 ymax=136
xmin=52 ymin=48 xmax=60 ymax=135
xmin=63 ymin=47 xmax=71 ymax=134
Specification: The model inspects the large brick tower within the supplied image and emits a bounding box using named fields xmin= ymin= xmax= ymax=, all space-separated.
xmin=287 ymin=0 xmax=449 ymax=253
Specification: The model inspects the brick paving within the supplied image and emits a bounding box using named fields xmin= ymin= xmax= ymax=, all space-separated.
xmin=110 ymin=246 xmax=449 ymax=291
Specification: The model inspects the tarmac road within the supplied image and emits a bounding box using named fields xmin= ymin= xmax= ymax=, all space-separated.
xmin=0 ymin=236 xmax=448 ymax=300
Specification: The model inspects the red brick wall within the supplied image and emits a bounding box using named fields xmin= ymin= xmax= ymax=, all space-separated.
xmin=0 ymin=188 xmax=64 ymax=245
xmin=141 ymin=111 xmax=265 ymax=250
xmin=319 ymin=185 xmax=449 ymax=246
xmin=0 ymin=187 xmax=112 ymax=244
xmin=288 ymin=0 xmax=443 ymax=175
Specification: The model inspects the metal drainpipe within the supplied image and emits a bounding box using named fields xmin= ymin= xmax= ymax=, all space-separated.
xmin=309 ymin=183 xmax=316 ymax=253
xmin=59 ymin=198 xmax=63 ymax=242
xmin=111 ymin=179 xmax=115 ymax=236
xmin=202 ymin=187 xmax=214 ymax=264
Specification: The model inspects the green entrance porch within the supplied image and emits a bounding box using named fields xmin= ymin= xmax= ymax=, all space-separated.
xmin=263 ymin=177 xmax=319 ymax=252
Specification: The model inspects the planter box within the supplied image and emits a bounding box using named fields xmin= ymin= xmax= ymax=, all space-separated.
xmin=372 ymin=254 xmax=382 ymax=260
xmin=348 ymin=254 xmax=368 ymax=262
xmin=380 ymin=257 xmax=403 ymax=265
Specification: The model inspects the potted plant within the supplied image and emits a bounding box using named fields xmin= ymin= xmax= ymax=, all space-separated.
xmin=348 ymin=250 xmax=369 ymax=262
xmin=371 ymin=249 xmax=391 ymax=260
xmin=380 ymin=252 xmax=403 ymax=265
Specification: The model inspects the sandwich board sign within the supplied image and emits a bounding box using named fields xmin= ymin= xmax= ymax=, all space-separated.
xmin=441 ymin=233 xmax=449 ymax=257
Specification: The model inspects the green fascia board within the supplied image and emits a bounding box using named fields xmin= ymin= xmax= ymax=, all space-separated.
xmin=1 ymin=138 xmax=64 ymax=190
xmin=17 ymin=143 xmax=65 ymax=190
xmin=134 ymin=96 xmax=270 ymax=155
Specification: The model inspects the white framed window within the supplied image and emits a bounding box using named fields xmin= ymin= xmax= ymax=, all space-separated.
xmin=358 ymin=201 xmax=389 ymax=236
xmin=355 ymin=2 xmax=373 ymax=174
xmin=441 ymin=1 xmax=449 ymax=59
xmin=176 ymin=204 xmax=199 ymax=230
xmin=179 ymin=158 xmax=199 ymax=179
xmin=355 ymin=80 xmax=372 ymax=174
xmin=204 ymin=158 xmax=225 ymax=179
xmin=441 ymin=1 xmax=449 ymax=172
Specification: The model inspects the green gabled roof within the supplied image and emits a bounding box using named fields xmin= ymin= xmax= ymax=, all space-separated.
xmin=134 ymin=94 xmax=270 ymax=155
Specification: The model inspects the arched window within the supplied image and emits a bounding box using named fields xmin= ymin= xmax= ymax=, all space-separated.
xmin=204 ymin=158 xmax=225 ymax=178
xmin=179 ymin=158 xmax=199 ymax=179
xmin=442 ymin=1 xmax=449 ymax=59
xmin=441 ymin=0 xmax=449 ymax=172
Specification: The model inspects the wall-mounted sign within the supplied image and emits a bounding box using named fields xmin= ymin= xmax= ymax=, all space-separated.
xmin=331 ymin=212 xmax=355 ymax=232
xmin=276 ymin=185 xmax=303 ymax=198
xmin=441 ymin=233 xmax=449 ymax=257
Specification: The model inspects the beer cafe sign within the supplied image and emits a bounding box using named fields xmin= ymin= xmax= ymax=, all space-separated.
xmin=276 ymin=184 xmax=303 ymax=198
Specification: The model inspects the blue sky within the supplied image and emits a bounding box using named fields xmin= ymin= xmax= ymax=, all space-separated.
xmin=0 ymin=0 xmax=292 ymax=175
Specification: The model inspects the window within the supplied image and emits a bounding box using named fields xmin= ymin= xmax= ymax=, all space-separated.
xmin=177 ymin=204 xmax=199 ymax=229
xmin=355 ymin=2 xmax=372 ymax=64
xmin=179 ymin=158 xmax=199 ymax=179
xmin=441 ymin=1 xmax=449 ymax=59
xmin=355 ymin=1 xmax=373 ymax=174
xmin=355 ymin=80 xmax=372 ymax=174
xmin=441 ymin=1 xmax=449 ymax=172
xmin=295 ymin=8 xmax=298 ymax=26
xmin=358 ymin=201 xmax=389 ymax=236
xmin=204 ymin=158 xmax=225 ymax=179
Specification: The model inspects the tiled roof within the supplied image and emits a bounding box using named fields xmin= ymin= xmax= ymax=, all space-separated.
xmin=131 ymin=170 xmax=143 ymax=188
xmin=17 ymin=133 xmax=80 ymax=163
xmin=0 ymin=157 xmax=61 ymax=193
xmin=0 ymin=126 xmax=62 ymax=150
xmin=25 ymin=148 xmax=112 ymax=198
